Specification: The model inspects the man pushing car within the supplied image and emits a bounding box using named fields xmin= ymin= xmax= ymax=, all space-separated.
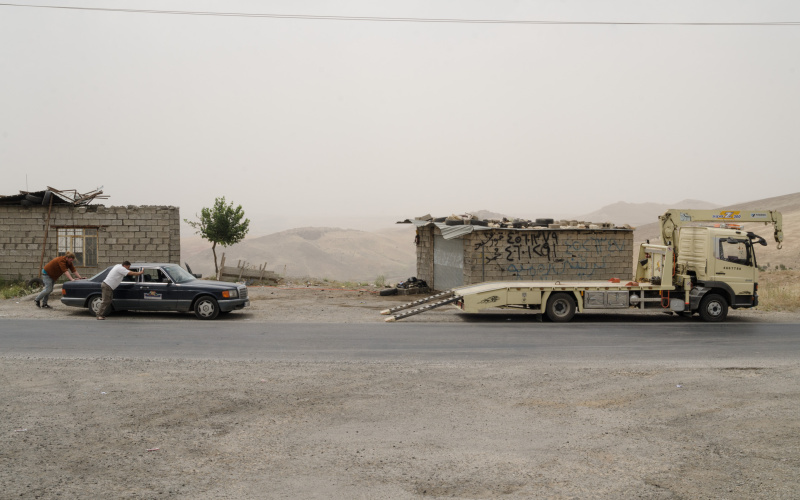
xmin=97 ymin=260 xmax=145 ymax=320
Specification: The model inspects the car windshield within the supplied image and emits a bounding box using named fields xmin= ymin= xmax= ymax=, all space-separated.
xmin=162 ymin=264 xmax=197 ymax=284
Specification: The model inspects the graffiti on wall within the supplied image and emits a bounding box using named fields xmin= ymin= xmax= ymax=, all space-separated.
xmin=473 ymin=231 xmax=627 ymax=279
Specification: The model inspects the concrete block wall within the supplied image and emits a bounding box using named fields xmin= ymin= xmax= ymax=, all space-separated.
xmin=415 ymin=225 xmax=435 ymax=286
xmin=416 ymin=226 xmax=634 ymax=289
xmin=0 ymin=205 xmax=180 ymax=282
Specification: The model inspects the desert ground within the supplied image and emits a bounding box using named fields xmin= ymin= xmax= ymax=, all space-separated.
xmin=2 ymin=285 xmax=800 ymax=499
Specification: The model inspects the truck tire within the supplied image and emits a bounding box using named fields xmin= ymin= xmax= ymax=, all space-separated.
xmin=545 ymin=293 xmax=577 ymax=322
xmin=698 ymin=293 xmax=728 ymax=322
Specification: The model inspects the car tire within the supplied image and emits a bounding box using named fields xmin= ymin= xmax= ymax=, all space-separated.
xmin=27 ymin=277 xmax=44 ymax=288
xmin=42 ymin=190 xmax=53 ymax=206
xmin=88 ymin=295 xmax=103 ymax=316
xmin=25 ymin=194 xmax=44 ymax=204
xmin=699 ymin=293 xmax=728 ymax=322
xmin=379 ymin=288 xmax=398 ymax=296
xmin=194 ymin=296 xmax=220 ymax=320
xmin=545 ymin=293 xmax=577 ymax=322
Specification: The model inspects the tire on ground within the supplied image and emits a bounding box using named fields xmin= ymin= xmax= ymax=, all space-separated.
xmin=379 ymin=288 xmax=398 ymax=296
xmin=698 ymin=293 xmax=728 ymax=322
xmin=545 ymin=292 xmax=577 ymax=322
xmin=27 ymin=277 xmax=44 ymax=288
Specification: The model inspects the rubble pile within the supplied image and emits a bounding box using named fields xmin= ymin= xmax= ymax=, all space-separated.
xmin=414 ymin=213 xmax=633 ymax=230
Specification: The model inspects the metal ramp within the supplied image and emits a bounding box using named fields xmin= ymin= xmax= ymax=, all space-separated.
xmin=381 ymin=290 xmax=462 ymax=322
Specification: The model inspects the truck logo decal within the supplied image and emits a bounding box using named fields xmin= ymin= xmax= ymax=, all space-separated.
xmin=712 ymin=211 xmax=741 ymax=220
xmin=144 ymin=291 xmax=162 ymax=300
xmin=749 ymin=213 xmax=769 ymax=219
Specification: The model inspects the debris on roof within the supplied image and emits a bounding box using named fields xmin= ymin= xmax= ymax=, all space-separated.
xmin=398 ymin=213 xmax=634 ymax=231
xmin=0 ymin=186 xmax=109 ymax=206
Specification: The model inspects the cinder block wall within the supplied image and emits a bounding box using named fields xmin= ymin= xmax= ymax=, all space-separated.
xmin=0 ymin=205 xmax=180 ymax=282
xmin=415 ymin=225 xmax=435 ymax=285
xmin=416 ymin=226 xmax=634 ymax=290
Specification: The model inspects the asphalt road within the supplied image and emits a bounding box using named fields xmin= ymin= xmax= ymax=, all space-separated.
xmin=1 ymin=319 xmax=799 ymax=362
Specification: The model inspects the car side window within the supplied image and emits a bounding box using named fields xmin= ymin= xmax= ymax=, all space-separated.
xmin=141 ymin=268 xmax=162 ymax=283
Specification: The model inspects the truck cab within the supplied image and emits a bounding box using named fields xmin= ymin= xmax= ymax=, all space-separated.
xmin=676 ymin=226 xmax=759 ymax=308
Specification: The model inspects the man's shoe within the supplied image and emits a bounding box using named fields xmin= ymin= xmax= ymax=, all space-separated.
xmin=41 ymin=304 xmax=52 ymax=309
xmin=34 ymin=300 xmax=40 ymax=308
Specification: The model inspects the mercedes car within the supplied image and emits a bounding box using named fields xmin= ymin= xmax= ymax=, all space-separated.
xmin=61 ymin=263 xmax=249 ymax=320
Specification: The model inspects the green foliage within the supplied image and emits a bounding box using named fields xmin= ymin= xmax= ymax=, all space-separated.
xmin=374 ymin=275 xmax=386 ymax=287
xmin=0 ymin=278 xmax=37 ymax=300
xmin=185 ymin=197 xmax=250 ymax=274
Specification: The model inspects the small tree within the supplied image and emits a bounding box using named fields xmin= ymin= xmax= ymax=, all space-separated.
xmin=185 ymin=197 xmax=250 ymax=276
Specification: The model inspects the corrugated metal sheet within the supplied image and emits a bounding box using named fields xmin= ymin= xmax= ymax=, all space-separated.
xmin=433 ymin=235 xmax=464 ymax=290
xmin=409 ymin=220 xmax=492 ymax=240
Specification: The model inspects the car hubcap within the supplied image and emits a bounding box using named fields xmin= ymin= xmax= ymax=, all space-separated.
xmin=198 ymin=301 xmax=214 ymax=317
xmin=707 ymin=302 xmax=722 ymax=317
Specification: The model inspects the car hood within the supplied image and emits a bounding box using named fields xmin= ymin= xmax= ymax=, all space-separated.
xmin=184 ymin=280 xmax=243 ymax=289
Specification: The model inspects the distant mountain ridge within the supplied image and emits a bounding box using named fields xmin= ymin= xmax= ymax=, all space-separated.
xmin=577 ymin=199 xmax=720 ymax=227
xmin=183 ymin=226 xmax=416 ymax=282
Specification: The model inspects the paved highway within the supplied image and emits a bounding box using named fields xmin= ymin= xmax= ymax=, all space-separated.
xmin=1 ymin=319 xmax=798 ymax=362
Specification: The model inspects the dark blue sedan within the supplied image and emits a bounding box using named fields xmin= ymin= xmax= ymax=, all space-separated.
xmin=61 ymin=263 xmax=249 ymax=320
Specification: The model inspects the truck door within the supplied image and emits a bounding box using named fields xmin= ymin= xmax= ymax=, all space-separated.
xmin=711 ymin=236 xmax=756 ymax=305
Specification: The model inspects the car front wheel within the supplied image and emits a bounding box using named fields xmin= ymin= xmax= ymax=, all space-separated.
xmin=194 ymin=297 xmax=220 ymax=320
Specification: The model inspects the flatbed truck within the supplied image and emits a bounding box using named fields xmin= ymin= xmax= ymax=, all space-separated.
xmin=383 ymin=209 xmax=783 ymax=322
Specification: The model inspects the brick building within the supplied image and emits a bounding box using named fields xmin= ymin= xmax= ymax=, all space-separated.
xmin=0 ymin=188 xmax=180 ymax=282
xmin=411 ymin=220 xmax=634 ymax=291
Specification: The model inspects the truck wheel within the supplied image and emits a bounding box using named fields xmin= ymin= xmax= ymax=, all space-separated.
xmin=699 ymin=293 xmax=728 ymax=322
xmin=194 ymin=297 xmax=220 ymax=320
xmin=546 ymin=293 xmax=577 ymax=322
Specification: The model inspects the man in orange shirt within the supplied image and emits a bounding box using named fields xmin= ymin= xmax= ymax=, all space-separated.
xmin=35 ymin=252 xmax=84 ymax=309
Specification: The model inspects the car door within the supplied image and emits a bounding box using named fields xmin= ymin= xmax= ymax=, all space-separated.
xmin=113 ymin=268 xmax=141 ymax=310
xmin=138 ymin=267 xmax=177 ymax=311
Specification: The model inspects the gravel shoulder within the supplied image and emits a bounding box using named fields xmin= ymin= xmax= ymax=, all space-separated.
xmin=2 ymin=286 xmax=800 ymax=499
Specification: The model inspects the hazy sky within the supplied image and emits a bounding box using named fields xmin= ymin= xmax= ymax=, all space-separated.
xmin=2 ymin=1 xmax=799 ymax=235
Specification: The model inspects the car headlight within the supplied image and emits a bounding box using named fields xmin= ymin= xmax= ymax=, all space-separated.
xmin=222 ymin=289 xmax=239 ymax=298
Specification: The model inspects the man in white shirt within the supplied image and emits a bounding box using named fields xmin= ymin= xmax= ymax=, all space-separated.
xmin=97 ymin=261 xmax=144 ymax=320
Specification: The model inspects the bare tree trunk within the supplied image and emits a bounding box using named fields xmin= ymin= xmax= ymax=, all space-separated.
xmin=212 ymin=242 xmax=218 ymax=276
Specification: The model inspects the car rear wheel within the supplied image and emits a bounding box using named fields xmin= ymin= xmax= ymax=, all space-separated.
xmin=194 ymin=297 xmax=220 ymax=320
xmin=89 ymin=295 xmax=103 ymax=316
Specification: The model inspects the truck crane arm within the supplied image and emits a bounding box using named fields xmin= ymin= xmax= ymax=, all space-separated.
xmin=659 ymin=209 xmax=783 ymax=249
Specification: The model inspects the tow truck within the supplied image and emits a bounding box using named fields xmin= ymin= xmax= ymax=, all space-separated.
xmin=382 ymin=209 xmax=783 ymax=322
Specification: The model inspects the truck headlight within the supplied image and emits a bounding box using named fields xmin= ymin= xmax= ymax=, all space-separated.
xmin=222 ymin=289 xmax=239 ymax=298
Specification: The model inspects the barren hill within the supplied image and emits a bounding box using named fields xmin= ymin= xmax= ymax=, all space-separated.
xmin=577 ymin=199 xmax=720 ymax=227
xmin=182 ymin=226 xmax=416 ymax=282
xmin=634 ymin=192 xmax=800 ymax=269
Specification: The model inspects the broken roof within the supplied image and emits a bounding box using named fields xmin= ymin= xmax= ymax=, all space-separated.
xmin=0 ymin=186 xmax=108 ymax=206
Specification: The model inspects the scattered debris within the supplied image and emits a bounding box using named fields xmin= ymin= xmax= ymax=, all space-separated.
xmin=146 ymin=448 xmax=160 ymax=452
xmin=399 ymin=213 xmax=633 ymax=230
xmin=14 ymin=428 xmax=28 ymax=432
